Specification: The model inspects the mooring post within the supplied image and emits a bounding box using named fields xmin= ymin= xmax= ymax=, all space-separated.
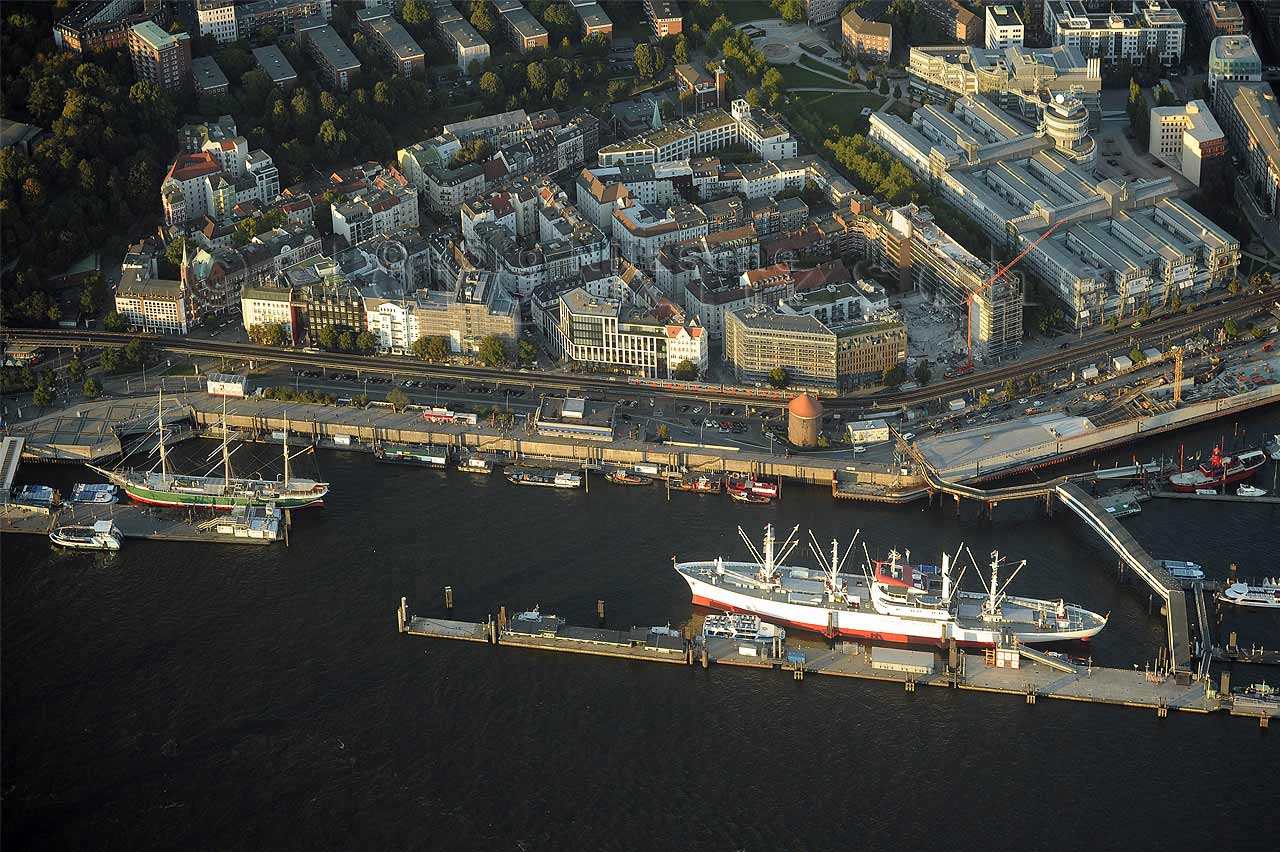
xmin=1220 ymin=670 xmax=1230 ymax=696
xmin=444 ymin=585 xmax=454 ymax=612
xmin=397 ymin=597 xmax=407 ymax=633
xmin=1229 ymin=630 xmax=1237 ymax=648
xmin=701 ymin=644 xmax=708 ymax=669
xmin=954 ymin=493 xmax=961 ymax=517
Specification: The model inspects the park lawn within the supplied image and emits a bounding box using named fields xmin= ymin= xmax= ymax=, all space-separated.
xmin=795 ymin=54 xmax=852 ymax=82
xmin=887 ymin=100 xmax=915 ymax=122
xmin=725 ymin=1 xmax=780 ymax=23
xmin=787 ymin=90 xmax=886 ymax=135
xmin=777 ymin=63 xmax=853 ymax=90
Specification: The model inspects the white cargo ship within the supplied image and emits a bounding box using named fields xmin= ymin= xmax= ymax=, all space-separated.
xmin=675 ymin=525 xmax=1108 ymax=646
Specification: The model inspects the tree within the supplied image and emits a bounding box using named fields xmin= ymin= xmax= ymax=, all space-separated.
xmin=878 ymin=76 xmax=889 ymax=95
xmin=123 ymin=338 xmax=145 ymax=366
xmin=518 ymin=338 xmax=537 ymax=367
xmin=68 ymin=355 xmax=85 ymax=382
xmin=103 ymin=310 xmax=126 ymax=332
xmin=767 ymin=366 xmax=789 ymax=388
xmin=317 ymin=326 xmax=339 ymax=351
xmin=470 ymin=1 xmax=496 ymax=38
xmin=99 ymin=348 xmax=121 ymax=372
xmin=673 ymin=34 xmax=689 ymax=66
xmin=82 ymin=377 xmax=102 ymax=399
xmin=655 ymin=423 xmax=669 ymax=442
xmin=411 ymin=334 xmax=450 ymax=361
xmin=672 ymin=359 xmax=698 ymax=380
xmin=479 ymin=71 xmax=504 ymax=103
xmin=1224 ymin=317 xmax=1240 ymax=338
xmin=1129 ymin=345 xmax=1145 ymax=363
xmin=527 ymin=61 xmax=549 ymax=94
xmin=913 ymin=360 xmax=931 ymax=386
xmin=356 ymin=330 xmax=377 ymax=354
xmin=1003 ymin=378 xmax=1018 ymax=398
xmin=32 ymin=383 xmax=53 ymax=407
xmin=881 ymin=365 xmax=906 ymax=387
xmin=776 ymin=0 xmax=806 ymax=22
xmin=479 ymin=334 xmax=508 ymax=366
xmin=1170 ymin=291 xmax=1182 ymax=312
xmin=1227 ymin=278 xmax=1241 ymax=296
xmin=386 ymin=386 xmax=411 ymax=412
xmin=552 ymin=78 xmax=570 ymax=105
xmin=337 ymin=331 xmax=357 ymax=352
xmin=978 ymin=391 xmax=991 ymax=407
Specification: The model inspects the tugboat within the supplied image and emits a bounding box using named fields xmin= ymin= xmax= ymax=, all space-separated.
xmin=605 ymin=470 xmax=652 ymax=486
xmin=726 ymin=478 xmax=778 ymax=502
xmin=458 ymin=453 xmax=494 ymax=474
xmin=1168 ymin=445 xmax=1267 ymax=493
xmin=671 ymin=475 xmax=721 ymax=493
xmin=49 ymin=519 xmax=123 ymax=551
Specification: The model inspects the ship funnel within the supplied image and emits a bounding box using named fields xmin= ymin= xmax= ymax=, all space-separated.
xmin=942 ymin=553 xmax=951 ymax=601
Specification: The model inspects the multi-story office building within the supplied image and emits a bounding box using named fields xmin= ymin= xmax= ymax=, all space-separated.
xmin=494 ymin=0 xmax=549 ymax=52
xmin=288 ymin=274 xmax=366 ymax=347
xmin=1196 ymin=1 xmax=1245 ymax=37
xmin=1207 ymin=35 xmax=1261 ymax=106
xmin=355 ymin=6 xmax=425 ymax=77
xmin=644 ymin=0 xmax=682 ymax=39
xmin=675 ymin=63 xmax=723 ymax=112
xmin=128 ymin=20 xmax=190 ymax=93
xmin=725 ymin=308 xmax=837 ymax=388
xmin=548 ymin=287 xmax=707 ymax=378
xmin=296 ymin=17 xmax=361 ymax=91
xmin=841 ymin=9 xmax=892 ymax=63
xmin=55 ymin=0 xmax=166 ymax=54
xmin=1218 ymin=83 xmax=1280 ymax=217
xmin=362 ymin=269 xmax=521 ymax=355
xmin=908 ymin=44 xmax=1102 ymax=127
xmin=1148 ymin=100 xmax=1225 ymax=186
xmin=985 ymin=5 xmax=1024 ymax=49
xmin=194 ymin=0 xmax=237 ymax=44
xmin=240 ymin=282 xmax=294 ymax=340
xmin=1044 ymin=0 xmax=1185 ymax=67
xmin=115 ymin=277 xmax=192 ymax=334
xmin=869 ymin=95 xmax=1238 ymax=326
xmin=803 ymin=0 xmax=839 ymax=25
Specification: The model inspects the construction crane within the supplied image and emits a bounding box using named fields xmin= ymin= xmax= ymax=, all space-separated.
xmin=966 ymin=219 xmax=1065 ymax=369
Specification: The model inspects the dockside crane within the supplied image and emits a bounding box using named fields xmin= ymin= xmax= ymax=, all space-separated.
xmin=965 ymin=219 xmax=1065 ymax=369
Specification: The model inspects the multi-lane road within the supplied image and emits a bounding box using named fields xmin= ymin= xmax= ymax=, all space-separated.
xmin=3 ymin=288 xmax=1275 ymax=413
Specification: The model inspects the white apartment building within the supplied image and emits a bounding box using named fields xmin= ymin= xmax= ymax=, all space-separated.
xmin=1045 ymin=0 xmax=1184 ymax=67
xmin=115 ymin=277 xmax=191 ymax=334
xmin=984 ymin=5 xmax=1024 ymax=49
xmin=240 ymin=282 xmax=294 ymax=338
xmin=1148 ymin=100 xmax=1225 ymax=185
xmin=1207 ymin=35 xmax=1262 ymax=104
xmin=597 ymin=103 xmax=795 ymax=167
xmin=331 ymin=186 xmax=419 ymax=246
xmin=549 ymin=286 xmax=708 ymax=378
xmin=803 ymin=0 xmax=839 ymax=26
xmin=195 ymin=0 xmax=238 ymax=45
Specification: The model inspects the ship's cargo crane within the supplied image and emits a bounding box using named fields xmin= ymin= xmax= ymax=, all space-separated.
xmin=1171 ymin=345 xmax=1184 ymax=405
xmin=966 ymin=219 xmax=1065 ymax=369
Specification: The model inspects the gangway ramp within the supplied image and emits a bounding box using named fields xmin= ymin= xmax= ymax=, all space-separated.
xmin=1055 ymin=482 xmax=1191 ymax=676
xmin=1016 ymin=645 xmax=1079 ymax=674
xmin=0 ymin=437 xmax=24 ymax=494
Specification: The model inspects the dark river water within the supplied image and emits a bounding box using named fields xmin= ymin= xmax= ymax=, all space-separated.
xmin=4 ymin=407 xmax=1278 ymax=851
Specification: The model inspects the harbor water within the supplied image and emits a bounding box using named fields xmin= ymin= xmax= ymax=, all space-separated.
xmin=3 ymin=409 xmax=1278 ymax=851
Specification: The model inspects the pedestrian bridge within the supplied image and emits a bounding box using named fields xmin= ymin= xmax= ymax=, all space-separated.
xmin=904 ymin=443 xmax=1191 ymax=676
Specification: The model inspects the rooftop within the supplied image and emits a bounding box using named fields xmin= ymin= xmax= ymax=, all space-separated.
xmin=357 ymin=9 xmax=425 ymax=61
xmin=191 ymin=56 xmax=229 ymax=92
xmin=252 ymin=44 xmax=298 ymax=82
xmin=130 ymin=20 xmax=186 ymax=52
xmin=730 ymin=306 xmax=831 ymax=336
xmin=303 ymin=23 xmax=361 ymax=72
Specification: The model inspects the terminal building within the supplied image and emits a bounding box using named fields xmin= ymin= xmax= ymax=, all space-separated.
xmin=869 ymin=95 xmax=1239 ymax=327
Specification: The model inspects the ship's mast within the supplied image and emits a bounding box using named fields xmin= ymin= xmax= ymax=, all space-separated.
xmin=763 ymin=523 xmax=775 ymax=573
xmin=987 ymin=553 xmax=1001 ymax=616
xmin=942 ymin=552 xmax=952 ymax=602
xmin=221 ymin=395 xmax=231 ymax=483
xmin=157 ymin=387 xmax=168 ymax=482
xmin=282 ymin=413 xmax=290 ymax=487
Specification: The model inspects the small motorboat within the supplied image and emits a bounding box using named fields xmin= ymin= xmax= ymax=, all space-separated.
xmin=49 ymin=520 xmax=123 ymax=551
xmin=729 ymin=490 xmax=771 ymax=504
xmin=1237 ymin=484 xmax=1267 ymax=497
xmin=1156 ymin=559 xmax=1205 ymax=581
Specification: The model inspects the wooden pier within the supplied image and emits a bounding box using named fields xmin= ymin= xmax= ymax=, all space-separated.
xmin=1150 ymin=491 xmax=1280 ymax=504
xmin=395 ymin=599 xmax=1278 ymax=725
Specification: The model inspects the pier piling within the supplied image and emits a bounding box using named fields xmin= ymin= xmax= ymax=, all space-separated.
xmin=444 ymin=585 xmax=454 ymax=612
xmin=397 ymin=597 xmax=407 ymax=633
xmin=597 ymin=599 xmax=605 ymax=626
xmin=1220 ymin=671 xmax=1230 ymax=696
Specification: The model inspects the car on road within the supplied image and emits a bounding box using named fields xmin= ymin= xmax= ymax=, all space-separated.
xmin=692 ymin=406 xmax=702 ymax=414
xmin=1131 ymin=321 xmax=1142 ymax=329
xmin=1033 ymin=400 xmax=1044 ymax=408
xmin=901 ymin=432 xmax=916 ymax=442
xmin=1059 ymin=342 xmax=1071 ymax=349
xmin=1018 ymin=398 xmax=1028 ymax=404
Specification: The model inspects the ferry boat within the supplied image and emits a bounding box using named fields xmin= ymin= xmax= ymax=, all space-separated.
xmin=1168 ymin=446 xmax=1267 ymax=492
xmin=506 ymin=469 xmax=581 ymax=489
xmin=605 ymin=470 xmax=652 ymax=486
xmin=1216 ymin=579 xmax=1280 ymax=609
xmin=1156 ymin=560 xmax=1205 ymax=581
xmin=674 ymin=525 xmax=1109 ymax=646
xmin=1236 ymin=484 xmax=1267 ymax=497
xmin=671 ymin=475 xmax=720 ymax=493
xmin=374 ymin=442 xmax=448 ymax=468
xmin=49 ymin=520 xmax=122 ymax=551
xmin=11 ymin=484 xmax=59 ymax=509
xmin=702 ymin=612 xmax=785 ymax=643
xmin=91 ymin=393 xmax=327 ymax=510
xmin=726 ymin=478 xmax=778 ymax=499
xmin=730 ymin=490 xmax=772 ymax=504
xmin=69 ymin=483 xmax=118 ymax=505
xmin=1233 ymin=681 xmax=1280 ymax=704
xmin=458 ymin=454 xmax=494 ymax=474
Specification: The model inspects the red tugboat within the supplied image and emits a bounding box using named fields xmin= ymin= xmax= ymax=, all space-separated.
xmin=1168 ymin=445 xmax=1267 ymax=493
xmin=726 ymin=478 xmax=779 ymax=503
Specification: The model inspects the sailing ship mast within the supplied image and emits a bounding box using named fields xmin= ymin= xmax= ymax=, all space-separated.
xmin=282 ymin=414 xmax=290 ymax=487
xmin=221 ymin=395 xmax=231 ymax=483
xmin=157 ymin=387 xmax=168 ymax=482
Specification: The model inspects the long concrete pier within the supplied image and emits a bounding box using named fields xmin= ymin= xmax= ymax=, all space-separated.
xmin=395 ymin=599 xmax=1276 ymax=725
xmin=0 ymin=501 xmax=283 ymax=545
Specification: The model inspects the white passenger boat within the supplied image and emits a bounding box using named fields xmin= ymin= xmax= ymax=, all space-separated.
xmin=69 ymin=483 xmax=118 ymax=504
xmin=1216 ymin=579 xmax=1280 ymax=609
xmin=1236 ymin=484 xmax=1267 ymax=497
xmin=1156 ymin=560 xmax=1205 ymax=581
xmin=702 ymin=612 xmax=785 ymax=643
xmin=49 ymin=520 xmax=123 ymax=551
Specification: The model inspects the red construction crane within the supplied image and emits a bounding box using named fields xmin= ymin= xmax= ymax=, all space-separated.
xmin=965 ymin=219 xmax=1065 ymax=369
